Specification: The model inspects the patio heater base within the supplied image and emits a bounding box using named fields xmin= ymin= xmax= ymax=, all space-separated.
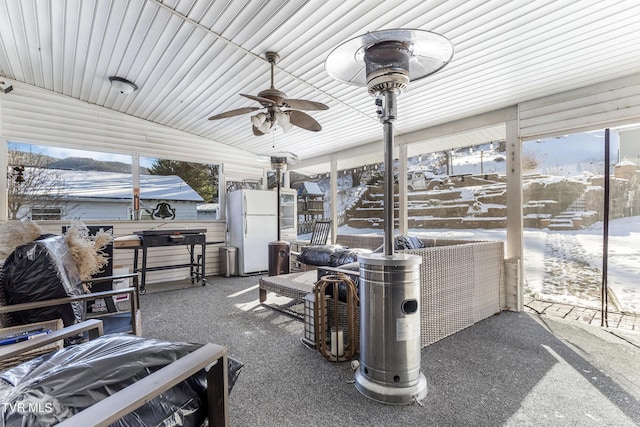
xmin=355 ymin=370 xmax=427 ymax=405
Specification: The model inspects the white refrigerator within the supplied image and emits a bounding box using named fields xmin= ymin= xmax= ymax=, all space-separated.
xmin=227 ymin=189 xmax=278 ymax=275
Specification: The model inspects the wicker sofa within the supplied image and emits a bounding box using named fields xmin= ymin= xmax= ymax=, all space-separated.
xmin=401 ymin=238 xmax=504 ymax=346
xmin=264 ymin=234 xmax=505 ymax=348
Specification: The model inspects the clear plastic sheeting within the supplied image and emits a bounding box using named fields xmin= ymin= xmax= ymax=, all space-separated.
xmin=0 ymin=334 xmax=243 ymax=427
xmin=1 ymin=234 xmax=85 ymax=327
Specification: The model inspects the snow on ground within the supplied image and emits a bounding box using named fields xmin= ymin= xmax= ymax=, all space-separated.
xmin=575 ymin=217 xmax=640 ymax=313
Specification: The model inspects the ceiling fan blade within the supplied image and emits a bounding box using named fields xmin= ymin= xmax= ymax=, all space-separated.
xmin=253 ymin=125 xmax=266 ymax=136
xmin=208 ymin=107 xmax=261 ymax=120
xmin=289 ymin=110 xmax=322 ymax=132
xmin=283 ymin=99 xmax=329 ymax=111
xmin=241 ymin=93 xmax=276 ymax=106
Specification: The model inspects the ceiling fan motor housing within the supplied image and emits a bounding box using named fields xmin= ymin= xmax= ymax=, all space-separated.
xmin=258 ymin=88 xmax=287 ymax=106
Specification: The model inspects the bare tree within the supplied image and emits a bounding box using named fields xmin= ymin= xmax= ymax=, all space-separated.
xmin=351 ymin=168 xmax=366 ymax=188
xmin=7 ymin=147 xmax=69 ymax=220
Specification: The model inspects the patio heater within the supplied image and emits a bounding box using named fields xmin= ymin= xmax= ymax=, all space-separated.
xmin=326 ymin=29 xmax=453 ymax=404
xmin=259 ymin=152 xmax=299 ymax=276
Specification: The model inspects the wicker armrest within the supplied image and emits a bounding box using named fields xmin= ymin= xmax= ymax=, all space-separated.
xmin=57 ymin=343 xmax=229 ymax=427
xmin=0 ymin=319 xmax=104 ymax=364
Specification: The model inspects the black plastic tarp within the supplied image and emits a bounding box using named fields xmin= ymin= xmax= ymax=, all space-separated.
xmin=1 ymin=234 xmax=85 ymax=327
xmin=0 ymin=334 xmax=243 ymax=427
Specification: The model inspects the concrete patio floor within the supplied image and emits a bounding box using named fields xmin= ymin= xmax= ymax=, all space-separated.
xmin=140 ymin=275 xmax=640 ymax=426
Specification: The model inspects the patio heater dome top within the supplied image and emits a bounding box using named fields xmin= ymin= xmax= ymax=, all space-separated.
xmin=256 ymin=151 xmax=300 ymax=171
xmin=325 ymin=28 xmax=454 ymax=95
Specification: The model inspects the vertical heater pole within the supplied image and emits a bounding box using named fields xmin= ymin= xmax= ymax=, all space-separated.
xmin=382 ymin=90 xmax=397 ymax=256
xmin=276 ymin=167 xmax=282 ymax=241
xmin=601 ymin=129 xmax=610 ymax=327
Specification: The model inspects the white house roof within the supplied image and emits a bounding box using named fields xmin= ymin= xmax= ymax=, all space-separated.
xmin=1 ymin=0 xmax=640 ymax=174
xmin=35 ymin=169 xmax=204 ymax=202
xmin=197 ymin=203 xmax=219 ymax=211
xmin=298 ymin=182 xmax=323 ymax=196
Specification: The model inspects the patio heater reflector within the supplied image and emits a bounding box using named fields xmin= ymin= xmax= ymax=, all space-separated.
xmin=325 ymin=28 xmax=453 ymax=405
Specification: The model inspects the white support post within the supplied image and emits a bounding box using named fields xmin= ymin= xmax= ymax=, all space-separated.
xmin=0 ymin=93 xmax=6 ymax=221
xmin=505 ymin=118 xmax=524 ymax=311
xmin=219 ymin=164 xmax=226 ymax=220
xmin=132 ymin=154 xmax=140 ymax=220
xmin=330 ymin=158 xmax=338 ymax=244
xmin=0 ymin=138 xmax=7 ymax=222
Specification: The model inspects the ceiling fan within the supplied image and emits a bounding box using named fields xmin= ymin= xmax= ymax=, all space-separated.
xmin=208 ymin=51 xmax=329 ymax=135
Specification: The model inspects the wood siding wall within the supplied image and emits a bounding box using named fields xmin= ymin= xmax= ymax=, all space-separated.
xmin=38 ymin=220 xmax=226 ymax=287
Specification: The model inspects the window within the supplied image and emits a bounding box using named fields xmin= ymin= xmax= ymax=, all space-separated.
xmin=522 ymin=129 xmax=640 ymax=315
xmin=127 ymin=207 xmax=152 ymax=220
xmin=141 ymin=157 xmax=220 ymax=221
xmin=31 ymin=207 xmax=62 ymax=221
xmin=7 ymin=142 xmax=132 ymax=221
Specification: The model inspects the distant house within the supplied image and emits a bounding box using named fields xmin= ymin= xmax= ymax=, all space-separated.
xmin=197 ymin=203 xmax=220 ymax=220
xmin=16 ymin=169 xmax=204 ymax=221
xmin=297 ymin=181 xmax=325 ymax=233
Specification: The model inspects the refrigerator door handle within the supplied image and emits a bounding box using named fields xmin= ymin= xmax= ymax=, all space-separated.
xmin=245 ymin=216 xmax=248 ymax=237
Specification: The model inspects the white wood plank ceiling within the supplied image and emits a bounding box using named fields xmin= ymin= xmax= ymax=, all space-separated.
xmin=1 ymin=0 xmax=639 ymax=173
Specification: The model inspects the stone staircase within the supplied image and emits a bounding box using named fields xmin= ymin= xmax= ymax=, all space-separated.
xmin=343 ymin=174 xmax=599 ymax=230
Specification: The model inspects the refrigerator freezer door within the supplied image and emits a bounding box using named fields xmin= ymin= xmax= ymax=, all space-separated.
xmin=243 ymin=190 xmax=277 ymax=216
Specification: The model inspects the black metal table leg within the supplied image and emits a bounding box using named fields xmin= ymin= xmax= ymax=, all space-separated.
xmin=140 ymin=247 xmax=148 ymax=294
xmin=133 ymin=248 xmax=146 ymax=295
xmin=201 ymin=241 xmax=206 ymax=285
xmin=190 ymin=243 xmax=195 ymax=283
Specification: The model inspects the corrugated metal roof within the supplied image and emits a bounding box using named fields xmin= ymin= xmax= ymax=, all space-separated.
xmin=24 ymin=168 xmax=204 ymax=201
xmin=1 ymin=0 xmax=639 ymax=174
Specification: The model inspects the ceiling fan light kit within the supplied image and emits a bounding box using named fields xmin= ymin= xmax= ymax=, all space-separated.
xmin=325 ymin=28 xmax=453 ymax=407
xmin=208 ymin=52 xmax=328 ymax=135
xmin=251 ymin=112 xmax=267 ymax=127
